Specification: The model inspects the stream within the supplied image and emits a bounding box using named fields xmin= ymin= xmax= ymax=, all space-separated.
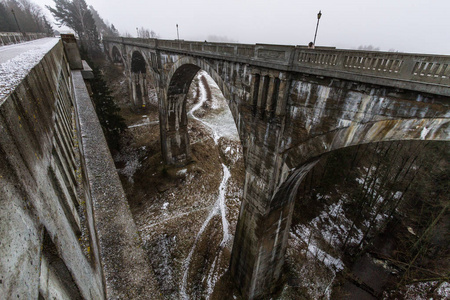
xmin=180 ymin=73 xmax=233 ymax=299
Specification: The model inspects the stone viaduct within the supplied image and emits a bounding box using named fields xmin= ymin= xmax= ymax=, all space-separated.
xmin=104 ymin=36 xmax=450 ymax=299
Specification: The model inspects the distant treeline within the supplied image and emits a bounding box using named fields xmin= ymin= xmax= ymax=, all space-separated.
xmin=0 ymin=0 xmax=53 ymax=34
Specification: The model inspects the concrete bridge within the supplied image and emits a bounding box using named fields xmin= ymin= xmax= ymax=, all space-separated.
xmin=104 ymin=36 xmax=450 ymax=299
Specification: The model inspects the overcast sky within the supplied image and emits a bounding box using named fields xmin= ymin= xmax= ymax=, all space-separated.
xmin=34 ymin=0 xmax=450 ymax=55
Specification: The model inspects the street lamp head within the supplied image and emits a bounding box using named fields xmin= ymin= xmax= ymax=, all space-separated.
xmin=317 ymin=10 xmax=322 ymax=20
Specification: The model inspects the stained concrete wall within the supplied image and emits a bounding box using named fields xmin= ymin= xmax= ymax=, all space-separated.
xmin=0 ymin=39 xmax=104 ymax=299
xmin=73 ymin=69 xmax=160 ymax=299
xmin=1 ymin=36 xmax=161 ymax=299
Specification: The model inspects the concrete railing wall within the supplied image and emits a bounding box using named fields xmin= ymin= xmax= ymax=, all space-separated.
xmin=1 ymin=36 xmax=160 ymax=298
xmin=0 ymin=39 xmax=104 ymax=299
xmin=72 ymin=69 xmax=160 ymax=300
xmin=0 ymin=32 xmax=48 ymax=46
xmin=104 ymin=36 xmax=450 ymax=96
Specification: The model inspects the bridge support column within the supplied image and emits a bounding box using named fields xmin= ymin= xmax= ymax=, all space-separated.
xmin=159 ymin=92 xmax=191 ymax=166
xmin=130 ymin=72 xmax=148 ymax=108
xmin=231 ymin=143 xmax=318 ymax=298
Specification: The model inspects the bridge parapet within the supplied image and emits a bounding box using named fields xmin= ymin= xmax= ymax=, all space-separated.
xmin=1 ymin=36 xmax=160 ymax=299
xmin=293 ymin=48 xmax=450 ymax=95
xmin=104 ymin=36 xmax=450 ymax=96
xmin=0 ymin=32 xmax=48 ymax=46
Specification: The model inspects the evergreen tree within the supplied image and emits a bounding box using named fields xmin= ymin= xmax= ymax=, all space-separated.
xmin=47 ymin=0 xmax=100 ymax=55
xmin=1 ymin=0 xmax=51 ymax=33
xmin=43 ymin=16 xmax=53 ymax=35
xmin=110 ymin=23 xmax=119 ymax=36
xmin=0 ymin=2 xmax=15 ymax=31
xmin=89 ymin=65 xmax=126 ymax=151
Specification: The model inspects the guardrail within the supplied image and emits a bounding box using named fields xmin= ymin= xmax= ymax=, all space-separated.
xmin=294 ymin=49 xmax=449 ymax=86
xmin=103 ymin=37 xmax=450 ymax=94
xmin=0 ymin=32 xmax=49 ymax=46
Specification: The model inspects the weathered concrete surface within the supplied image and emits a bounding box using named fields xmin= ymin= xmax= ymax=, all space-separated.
xmin=0 ymin=39 xmax=103 ymax=299
xmin=61 ymin=34 xmax=83 ymax=70
xmin=73 ymin=70 xmax=161 ymax=299
xmin=103 ymin=37 xmax=450 ymax=299
xmin=1 ymin=35 xmax=161 ymax=300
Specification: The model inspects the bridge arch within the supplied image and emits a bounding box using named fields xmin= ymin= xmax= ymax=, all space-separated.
xmin=160 ymin=56 xmax=242 ymax=165
xmin=130 ymin=50 xmax=149 ymax=108
xmin=231 ymin=116 xmax=449 ymax=298
xmin=111 ymin=46 xmax=123 ymax=64
xmin=285 ymin=117 xmax=450 ymax=169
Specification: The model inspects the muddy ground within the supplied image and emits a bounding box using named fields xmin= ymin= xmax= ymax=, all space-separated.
xmin=111 ymin=69 xmax=245 ymax=299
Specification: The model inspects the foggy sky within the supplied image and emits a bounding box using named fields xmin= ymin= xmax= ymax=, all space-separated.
xmin=33 ymin=0 xmax=450 ymax=55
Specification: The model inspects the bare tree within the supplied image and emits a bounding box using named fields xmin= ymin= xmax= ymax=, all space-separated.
xmin=137 ymin=26 xmax=159 ymax=39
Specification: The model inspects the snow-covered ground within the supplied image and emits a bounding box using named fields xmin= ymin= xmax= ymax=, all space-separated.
xmin=180 ymin=72 xmax=235 ymax=299
xmin=117 ymin=70 xmax=244 ymax=299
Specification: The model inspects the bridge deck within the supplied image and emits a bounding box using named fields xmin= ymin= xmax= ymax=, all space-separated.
xmin=105 ymin=37 xmax=450 ymax=97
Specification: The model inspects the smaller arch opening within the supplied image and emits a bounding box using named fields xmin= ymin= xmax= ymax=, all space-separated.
xmin=112 ymin=46 xmax=123 ymax=64
xmin=130 ymin=51 xmax=148 ymax=108
xmin=131 ymin=51 xmax=146 ymax=73
xmin=259 ymin=75 xmax=270 ymax=118
xmin=270 ymin=77 xmax=281 ymax=118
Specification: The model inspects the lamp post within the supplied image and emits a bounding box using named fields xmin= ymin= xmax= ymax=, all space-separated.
xmin=176 ymin=24 xmax=179 ymax=40
xmin=136 ymin=27 xmax=139 ymax=37
xmin=313 ymin=10 xmax=322 ymax=45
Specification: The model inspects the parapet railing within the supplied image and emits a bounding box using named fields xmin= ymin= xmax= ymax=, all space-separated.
xmin=103 ymin=37 xmax=450 ymax=94
xmin=0 ymin=32 xmax=49 ymax=46
xmin=294 ymin=49 xmax=449 ymax=86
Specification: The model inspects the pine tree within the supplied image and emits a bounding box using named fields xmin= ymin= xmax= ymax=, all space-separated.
xmin=110 ymin=24 xmax=119 ymax=36
xmin=47 ymin=0 xmax=100 ymax=55
xmin=43 ymin=16 xmax=53 ymax=35
xmin=89 ymin=66 xmax=127 ymax=151
xmin=0 ymin=2 xmax=15 ymax=31
xmin=89 ymin=5 xmax=116 ymax=38
xmin=1 ymin=0 xmax=51 ymax=33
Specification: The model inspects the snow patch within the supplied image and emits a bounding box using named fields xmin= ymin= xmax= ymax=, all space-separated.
xmin=420 ymin=126 xmax=430 ymax=140
xmin=177 ymin=168 xmax=187 ymax=176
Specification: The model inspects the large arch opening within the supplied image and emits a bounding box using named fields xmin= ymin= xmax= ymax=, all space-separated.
xmin=118 ymin=58 xmax=247 ymax=299
xmin=130 ymin=50 xmax=148 ymax=108
xmin=177 ymin=69 xmax=246 ymax=299
xmin=282 ymin=140 xmax=449 ymax=299
xmin=160 ymin=59 xmax=243 ymax=166
xmin=230 ymin=114 xmax=449 ymax=299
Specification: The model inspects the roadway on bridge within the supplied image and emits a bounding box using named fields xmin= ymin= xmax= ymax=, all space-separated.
xmin=0 ymin=37 xmax=59 ymax=101
xmin=0 ymin=37 xmax=58 ymax=64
